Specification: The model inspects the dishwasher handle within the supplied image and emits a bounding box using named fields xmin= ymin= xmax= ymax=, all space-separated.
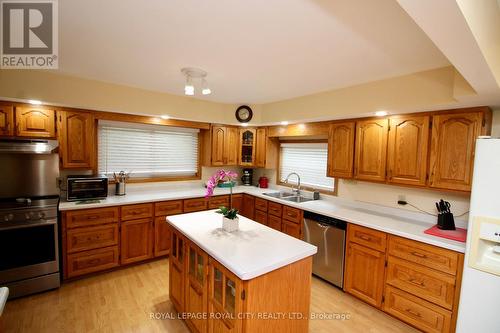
xmin=303 ymin=211 xmax=347 ymax=230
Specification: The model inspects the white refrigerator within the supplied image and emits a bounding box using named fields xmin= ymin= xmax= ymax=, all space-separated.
xmin=456 ymin=138 xmax=500 ymax=332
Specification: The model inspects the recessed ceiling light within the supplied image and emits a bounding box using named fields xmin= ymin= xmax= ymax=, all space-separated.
xmin=375 ymin=111 xmax=388 ymax=117
xmin=280 ymin=121 xmax=289 ymax=126
xmin=160 ymin=115 xmax=170 ymax=120
xmin=241 ymin=123 xmax=248 ymax=127
xmin=29 ymin=100 xmax=42 ymax=105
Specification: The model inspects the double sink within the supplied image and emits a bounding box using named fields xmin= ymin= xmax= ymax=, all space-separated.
xmin=263 ymin=191 xmax=314 ymax=203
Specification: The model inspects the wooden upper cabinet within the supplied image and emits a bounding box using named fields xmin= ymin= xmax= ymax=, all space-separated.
xmin=239 ymin=128 xmax=256 ymax=166
xmin=58 ymin=110 xmax=95 ymax=169
xmin=211 ymin=125 xmax=238 ymax=166
xmin=327 ymin=121 xmax=355 ymax=178
xmin=255 ymin=127 xmax=267 ymax=168
xmin=387 ymin=115 xmax=430 ymax=186
xmin=354 ymin=119 xmax=389 ymax=182
xmin=211 ymin=126 xmax=226 ymax=166
xmin=429 ymin=112 xmax=483 ymax=191
xmin=226 ymin=127 xmax=239 ymax=165
xmin=15 ymin=106 xmax=56 ymax=138
xmin=0 ymin=103 xmax=14 ymax=136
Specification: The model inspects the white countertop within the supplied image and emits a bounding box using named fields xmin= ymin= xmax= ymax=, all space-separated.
xmin=59 ymin=184 xmax=467 ymax=253
xmin=0 ymin=287 xmax=8 ymax=316
xmin=167 ymin=210 xmax=317 ymax=280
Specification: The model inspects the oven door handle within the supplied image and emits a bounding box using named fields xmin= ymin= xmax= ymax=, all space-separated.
xmin=0 ymin=218 xmax=57 ymax=231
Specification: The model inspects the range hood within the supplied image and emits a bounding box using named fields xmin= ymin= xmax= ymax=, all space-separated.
xmin=0 ymin=139 xmax=59 ymax=154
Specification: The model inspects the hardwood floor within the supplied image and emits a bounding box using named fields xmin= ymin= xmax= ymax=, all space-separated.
xmin=1 ymin=259 xmax=418 ymax=333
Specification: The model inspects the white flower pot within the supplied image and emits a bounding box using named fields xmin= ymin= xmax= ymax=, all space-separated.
xmin=222 ymin=216 xmax=239 ymax=232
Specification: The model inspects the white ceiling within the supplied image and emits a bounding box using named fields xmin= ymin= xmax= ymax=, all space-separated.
xmin=58 ymin=0 xmax=450 ymax=104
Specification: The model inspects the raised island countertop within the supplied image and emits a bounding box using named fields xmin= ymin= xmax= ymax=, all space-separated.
xmin=166 ymin=210 xmax=317 ymax=280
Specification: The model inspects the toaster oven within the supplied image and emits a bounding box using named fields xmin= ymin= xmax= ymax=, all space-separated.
xmin=67 ymin=176 xmax=108 ymax=201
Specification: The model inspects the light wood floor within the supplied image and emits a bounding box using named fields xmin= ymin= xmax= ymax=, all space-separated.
xmin=1 ymin=259 xmax=418 ymax=333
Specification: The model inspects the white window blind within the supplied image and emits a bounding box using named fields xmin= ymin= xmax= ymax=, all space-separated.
xmin=279 ymin=142 xmax=334 ymax=191
xmin=98 ymin=120 xmax=199 ymax=178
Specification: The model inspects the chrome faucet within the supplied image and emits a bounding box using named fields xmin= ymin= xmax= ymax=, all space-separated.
xmin=284 ymin=172 xmax=301 ymax=194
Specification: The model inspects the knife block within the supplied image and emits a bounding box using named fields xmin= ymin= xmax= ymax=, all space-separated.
xmin=438 ymin=212 xmax=456 ymax=230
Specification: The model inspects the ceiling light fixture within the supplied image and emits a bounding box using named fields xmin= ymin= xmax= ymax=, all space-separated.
xmin=181 ymin=67 xmax=211 ymax=96
xmin=281 ymin=121 xmax=289 ymax=126
xmin=241 ymin=123 xmax=249 ymax=127
xmin=29 ymin=100 xmax=42 ymax=105
xmin=375 ymin=111 xmax=388 ymax=117
xmin=160 ymin=115 xmax=170 ymax=120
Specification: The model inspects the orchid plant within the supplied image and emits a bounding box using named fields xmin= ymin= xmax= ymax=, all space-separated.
xmin=205 ymin=170 xmax=239 ymax=219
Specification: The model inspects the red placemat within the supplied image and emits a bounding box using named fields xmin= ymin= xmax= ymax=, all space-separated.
xmin=424 ymin=225 xmax=467 ymax=243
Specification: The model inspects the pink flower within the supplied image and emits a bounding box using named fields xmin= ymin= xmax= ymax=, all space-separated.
xmin=205 ymin=169 xmax=238 ymax=198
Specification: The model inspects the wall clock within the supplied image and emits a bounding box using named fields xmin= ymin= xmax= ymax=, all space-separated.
xmin=235 ymin=105 xmax=253 ymax=123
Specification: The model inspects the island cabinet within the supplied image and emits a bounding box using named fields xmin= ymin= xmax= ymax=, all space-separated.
xmin=167 ymin=211 xmax=316 ymax=333
xmin=57 ymin=110 xmax=95 ymax=169
xmin=344 ymin=224 xmax=464 ymax=333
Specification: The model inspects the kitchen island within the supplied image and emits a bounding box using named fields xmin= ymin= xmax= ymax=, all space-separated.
xmin=166 ymin=210 xmax=317 ymax=333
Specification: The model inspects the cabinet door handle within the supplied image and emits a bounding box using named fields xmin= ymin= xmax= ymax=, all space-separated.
xmin=405 ymin=308 xmax=421 ymax=318
xmin=411 ymin=251 xmax=427 ymax=258
xmin=359 ymin=234 xmax=371 ymax=241
xmin=409 ymin=278 xmax=425 ymax=287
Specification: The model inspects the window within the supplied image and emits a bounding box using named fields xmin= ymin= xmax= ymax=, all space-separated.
xmin=98 ymin=120 xmax=199 ymax=179
xmin=279 ymin=142 xmax=335 ymax=191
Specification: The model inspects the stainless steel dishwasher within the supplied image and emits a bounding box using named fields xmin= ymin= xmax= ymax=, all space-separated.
xmin=303 ymin=211 xmax=346 ymax=288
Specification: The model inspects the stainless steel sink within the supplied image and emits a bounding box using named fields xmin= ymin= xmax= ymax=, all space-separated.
xmin=281 ymin=196 xmax=314 ymax=203
xmin=263 ymin=191 xmax=314 ymax=203
xmin=263 ymin=191 xmax=296 ymax=199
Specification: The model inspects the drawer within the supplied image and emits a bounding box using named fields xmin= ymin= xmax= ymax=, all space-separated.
xmin=183 ymin=198 xmax=208 ymax=213
xmin=282 ymin=220 xmax=301 ymax=239
xmin=254 ymin=210 xmax=267 ymax=225
xmin=386 ymin=256 xmax=456 ymax=310
xmin=388 ymin=236 xmax=459 ymax=275
xmin=208 ymin=195 xmax=230 ymax=209
xmin=348 ymin=224 xmax=387 ymax=252
xmin=267 ymin=214 xmax=282 ymax=231
xmin=268 ymin=202 xmax=282 ymax=217
xmin=66 ymin=246 xmax=119 ymax=278
xmin=155 ymin=200 xmax=183 ymax=217
xmin=384 ymin=286 xmax=452 ymax=333
xmin=67 ymin=224 xmax=119 ymax=254
xmin=282 ymin=205 xmax=302 ymax=224
xmin=254 ymin=198 xmax=268 ymax=212
xmin=65 ymin=207 xmax=119 ymax=229
xmin=121 ymin=203 xmax=153 ymax=221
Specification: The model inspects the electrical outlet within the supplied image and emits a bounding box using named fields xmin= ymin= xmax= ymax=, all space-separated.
xmin=398 ymin=194 xmax=406 ymax=203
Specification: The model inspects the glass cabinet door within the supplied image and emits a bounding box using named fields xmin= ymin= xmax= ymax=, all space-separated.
xmin=240 ymin=129 xmax=256 ymax=165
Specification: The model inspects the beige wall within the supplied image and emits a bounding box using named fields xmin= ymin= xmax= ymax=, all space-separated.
xmin=491 ymin=108 xmax=500 ymax=136
xmin=259 ymin=66 xmax=476 ymax=124
xmin=0 ymin=70 xmax=262 ymax=125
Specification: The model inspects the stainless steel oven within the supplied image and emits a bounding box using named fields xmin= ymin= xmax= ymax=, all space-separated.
xmin=67 ymin=176 xmax=108 ymax=201
xmin=0 ymin=139 xmax=61 ymax=298
xmin=0 ymin=198 xmax=60 ymax=298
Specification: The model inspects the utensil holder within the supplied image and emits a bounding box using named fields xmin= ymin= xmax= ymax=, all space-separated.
xmin=115 ymin=182 xmax=126 ymax=196
xmin=438 ymin=212 xmax=455 ymax=230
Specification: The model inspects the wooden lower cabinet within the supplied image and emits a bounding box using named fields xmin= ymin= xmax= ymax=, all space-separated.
xmin=240 ymin=194 xmax=255 ymax=219
xmin=66 ymin=246 xmax=119 ymax=278
xmin=170 ymin=229 xmax=186 ymax=312
xmin=231 ymin=194 xmax=243 ymax=212
xmin=170 ymin=230 xmax=313 ymax=333
xmin=254 ymin=210 xmax=267 ymax=226
xmin=186 ymin=243 xmax=209 ymax=333
xmin=344 ymin=224 xmax=464 ymax=333
xmin=121 ymin=218 xmax=153 ymax=265
xmin=154 ymin=217 xmax=171 ymax=257
xmin=184 ymin=198 xmax=208 ymax=213
xmin=66 ymin=224 xmax=119 ymax=254
xmin=267 ymin=214 xmax=282 ymax=231
xmin=344 ymin=242 xmax=386 ymax=308
xmin=282 ymin=220 xmax=301 ymax=239
xmin=208 ymin=195 xmax=230 ymax=209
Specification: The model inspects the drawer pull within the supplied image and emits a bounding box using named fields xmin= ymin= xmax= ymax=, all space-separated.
xmin=408 ymin=278 xmax=425 ymax=287
xmin=87 ymin=215 xmax=98 ymax=220
xmin=411 ymin=251 xmax=427 ymax=258
xmin=359 ymin=234 xmax=371 ymax=241
xmin=405 ymin=308 xmax=421 ymax=318
xmin=87 ymin=259 xmax=102 ymax=265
